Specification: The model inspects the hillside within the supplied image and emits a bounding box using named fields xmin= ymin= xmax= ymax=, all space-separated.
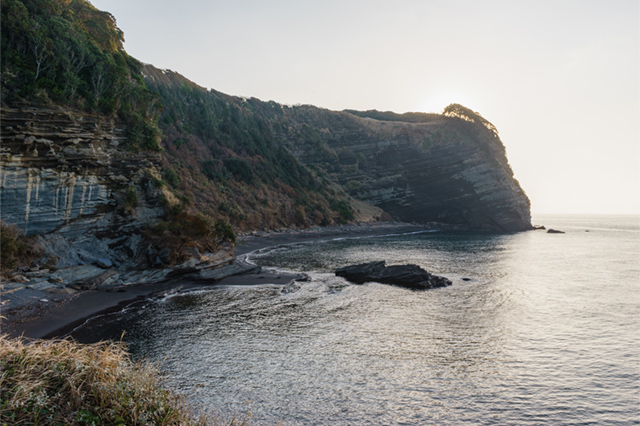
xmin=145 ymin=65 xmax=530 ymax=232
xmin=141 ymin=66 xmax=364 ymax=232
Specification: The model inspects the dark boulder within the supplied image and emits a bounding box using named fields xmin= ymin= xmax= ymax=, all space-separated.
xmin=335 ymin=261 xmax=452 ymax=290
xmin=547 ymin=228 xmax=565 ymax=234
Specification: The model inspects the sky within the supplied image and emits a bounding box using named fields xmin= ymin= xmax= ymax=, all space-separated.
xmin=90 ymin=0 xmax=640 ymax=215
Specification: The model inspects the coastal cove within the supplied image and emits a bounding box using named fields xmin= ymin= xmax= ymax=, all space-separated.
xmin=55 ymin=214 xmax=640 ymax=425
xmin=1 ymin=222 xmax=432 ymax=340
xmin=1 ymin=1 xmax=638 ymax=424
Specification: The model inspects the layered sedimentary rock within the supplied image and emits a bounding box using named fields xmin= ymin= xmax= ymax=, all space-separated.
xmin=0 ymin=105 xmax=163 ymax=261
xmin=281 ymin=107 xmax=531 ymax=231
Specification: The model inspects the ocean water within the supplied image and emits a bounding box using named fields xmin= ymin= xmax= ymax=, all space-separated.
xmin=74 ymin=215 xmax=640 ymax=425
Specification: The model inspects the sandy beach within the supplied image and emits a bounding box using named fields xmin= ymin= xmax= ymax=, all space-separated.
xmin=1 ymin=222 xmax=432 ymax=340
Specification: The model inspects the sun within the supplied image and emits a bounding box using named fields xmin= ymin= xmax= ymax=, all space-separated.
xmin=418 ymin=91 xmax=480 ymax=114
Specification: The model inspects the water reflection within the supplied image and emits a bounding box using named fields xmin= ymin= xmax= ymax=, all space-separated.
xmin=72 ymin=221 xmax=640 ymax=425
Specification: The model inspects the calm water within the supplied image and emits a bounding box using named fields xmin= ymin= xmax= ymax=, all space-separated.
xmin=75 ymin=215 xmax=640 ymax=424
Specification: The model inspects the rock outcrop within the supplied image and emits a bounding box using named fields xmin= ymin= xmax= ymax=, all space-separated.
xmin=281 ymin=107 xmax=532 ymax=232
xmin=547 ymin=228 xmax=565 ymax=234
xmin=0 ymin=106 xmax=241 ymax=292
xmin=0 ymin=105 xmax=163 ymax=237
xmin=335 ymin=261 xmax=452 ymax=290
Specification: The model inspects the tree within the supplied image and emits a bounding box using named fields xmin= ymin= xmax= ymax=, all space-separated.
xmin=443 ymin=103 xmax=499 ymax=137
xmin=29 ymin=20 xmax=50 ymax=81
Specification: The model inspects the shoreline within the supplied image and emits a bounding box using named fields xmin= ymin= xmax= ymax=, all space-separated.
xmin=1 ymin=222 xmax=433 ymax=340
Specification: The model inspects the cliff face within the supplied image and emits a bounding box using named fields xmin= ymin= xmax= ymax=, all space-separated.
xmin=0 ymin=105 xmax=164 ymax=264
xmin=279 ymin=107 xmax=531 ymax=231
xmin=0 ymin=105 xmax=246 ymax=302
xmin=141 ymin=65 xmax=370 ymax=230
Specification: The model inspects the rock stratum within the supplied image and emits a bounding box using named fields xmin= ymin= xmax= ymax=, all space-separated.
xmin=280 ymin=104 xmax=531 ymax=232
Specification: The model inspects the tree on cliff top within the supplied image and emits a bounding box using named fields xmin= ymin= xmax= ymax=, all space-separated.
xmin=443 ymin=103 xmax=499 ymax=137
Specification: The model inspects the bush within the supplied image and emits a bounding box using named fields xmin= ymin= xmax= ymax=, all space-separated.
xmin=124 ymin=186 xmax=139 ymax=208
xmin=164 ymin=169 xmax=180 ymax=187
xmin=144 ymin=213 xmax=237 ymax=266
xmin=330 ymin=200 xmax=354 ymax=224
xmin=223 ymin=158 xmax=253 ymax=183
xmin=214 ymin=218 xmax=236 ymax=245
xmin=0 ymin=221 xmax=43 ymax=275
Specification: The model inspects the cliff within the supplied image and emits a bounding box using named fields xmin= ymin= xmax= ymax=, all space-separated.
xmin=141 ymin=65 xmax=530 ymax=233
xmin=0 ymin=105 xmax=161 ymax=237
xmin=279 ymin=106 xmax=531 ymax=232
xmin=140 ymin=65 xmax=531 ymax=232
xmin=0 ymin=105 xmax=247 ymax=312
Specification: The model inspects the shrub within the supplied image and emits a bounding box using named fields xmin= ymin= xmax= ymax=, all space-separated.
xmin=164 ymin=169 xmax=180 ymax=187
xmin=144 ymin=213 xmax=237 ymax=266
xmin=330 ymin=200 xmax=355 ymax=224
xmin=125 ymin=186 xmax=139 ymax=207
xmin=223 ymin=158 xmax=253 ymax=183
xmin=214 ymin=218 xmax=236 ymax=245
xmin=0 ymin=221 xmax=43 ymax=275
xmin=119 ymin=185 xmax=139 ymax=214
xmin=202 ymin=160 xmax=229 ymax=182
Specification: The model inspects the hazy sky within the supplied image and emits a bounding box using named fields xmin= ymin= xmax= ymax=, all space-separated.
xmin=91 ymin=0 xmax=639 ymax=215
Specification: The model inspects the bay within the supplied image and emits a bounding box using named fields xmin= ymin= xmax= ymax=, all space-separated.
xmin=73 ymin=214 xmax=640 ymax=425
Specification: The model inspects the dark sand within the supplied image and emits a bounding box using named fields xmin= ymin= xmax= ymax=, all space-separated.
xmin=2 ymin=222 xmax=432 ymax=340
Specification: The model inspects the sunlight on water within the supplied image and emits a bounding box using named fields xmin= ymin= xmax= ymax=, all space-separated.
xmin=75 ymin=215 xmax=640 ymax=424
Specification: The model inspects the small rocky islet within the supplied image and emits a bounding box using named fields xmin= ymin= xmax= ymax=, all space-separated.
xmin=336 ymin=260 xmax=452 ymax=290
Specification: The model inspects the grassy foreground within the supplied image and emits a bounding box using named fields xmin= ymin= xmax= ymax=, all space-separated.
xmin=0 ymin=335 xmax=246 ymax=425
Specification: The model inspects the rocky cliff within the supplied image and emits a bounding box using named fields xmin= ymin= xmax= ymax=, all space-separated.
xmin=0 ymin=105 xmax=248 ymax=319
xmin=0 ymin=105 xmax=180 ymax=277
xmin=1 ymin=105 xmax=162 ymax=238
xmin=141 ymin=65 xmax=531 ymax=233
xmin=278 ymin=106 xmax=531 ymax=232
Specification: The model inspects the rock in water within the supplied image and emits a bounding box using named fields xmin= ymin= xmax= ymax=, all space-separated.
xmin=335 ymin=261 xmax=452 ymax=290
xmin=547 ymin=229 xmax=565 ymax=234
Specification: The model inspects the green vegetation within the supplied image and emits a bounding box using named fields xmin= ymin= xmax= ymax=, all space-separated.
xmin=0 ymin=221 xmax=43 ymax=275
xmin=0 ymin=335 xmax=248 ymax=425
xmin=120 ymin=185 xmax=139 ymax=211
xmin=1 ymin=0 xmax=161 ymax=151
xmin=144 ymin=66 xmax=356 ymax=231
xmin=144 ymin=207 xmax=237 ymax=266
xmin=344 ymin=109 xmax=441 ymax=123
xmin=330 ymin=200 xmax=355 ymax=224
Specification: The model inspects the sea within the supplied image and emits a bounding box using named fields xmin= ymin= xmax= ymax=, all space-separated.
xmin=71 ymin=214 xmax=640 ymax=425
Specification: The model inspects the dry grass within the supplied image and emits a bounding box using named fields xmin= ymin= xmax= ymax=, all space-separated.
xmin=0 ymin=335 xmax=249 ymax=425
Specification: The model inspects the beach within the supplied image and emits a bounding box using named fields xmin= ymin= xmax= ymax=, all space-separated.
xmin=0 ymin=222 xmax=431 ymax=340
